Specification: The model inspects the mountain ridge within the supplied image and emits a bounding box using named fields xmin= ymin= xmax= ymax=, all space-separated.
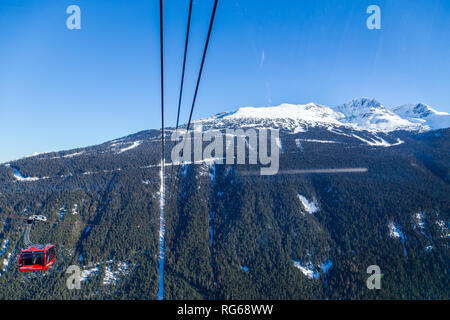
xmin=3 ymin=98 xmax=449 ymax=165
xmin=196 ymin=97 xmax=449 ymax=133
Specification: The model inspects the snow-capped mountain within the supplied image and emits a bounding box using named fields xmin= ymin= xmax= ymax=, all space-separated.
xmin=3 ymin=98 xmax=449 ymax=165
xmin=391 ymin=103 xmax=450 ymax=131
xmin=224 ymin=102 xmax=343 ymax=125
xmin=194 ymin=98 xmax=447 ymax=133
xmin=334 ymin=98 xmax=421 ymax=132
xmin=194 ymin=102 xmax=343 ymax=133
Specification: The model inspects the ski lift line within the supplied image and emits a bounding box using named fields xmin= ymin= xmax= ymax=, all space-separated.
xmin=167 ymin=0 xmax=219 ymax=195
xmin=167 ymin=0 xmax=193 ymax=190
xmin=160 ymin=0 xmax=165 ymax=166
xmin=24 ymin=224 xmax=34 ymax=247
xmin=0 ymin=213 xmax=143 ymax=230
xmin=175 ymin=0 xmax=193 ymax=133
xmin=185 ymin=0 xmax=218 ymax=134
xmin=157 ymin=0 xmax=166 ymax=302
xmin=167 ymin=0 xmax=194 ymax=194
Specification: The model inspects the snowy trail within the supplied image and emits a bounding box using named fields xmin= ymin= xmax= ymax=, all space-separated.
xmin=5 ymin=164 xmax=47 ymax=182
xmin=157 ymin=160 xmax=165 ymax=300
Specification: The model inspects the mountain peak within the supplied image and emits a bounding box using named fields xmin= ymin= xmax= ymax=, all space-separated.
xmin=334 ymin=98 xmax=386 ymax=116
xmin=391 ymin=103 xmax=450 ymax=130
xmin=218 ymin=102 xmax=343 ymax=126
xmin=191 ymin=98 xmax=450 ymax=133
xmin=331 ymin=98 xmax=419 ymax=132
xmin=392 ymin=103 xmax=448 ymax=118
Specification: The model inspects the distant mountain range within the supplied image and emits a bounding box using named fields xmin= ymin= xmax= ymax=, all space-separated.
xmin=3 ymin=98 xmax=449 ymax=165
xmin=195 ymin=97 xmax=450 ymax=133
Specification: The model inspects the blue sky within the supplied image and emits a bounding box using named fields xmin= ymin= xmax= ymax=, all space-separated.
xmin=1 ymin=0 xmax=449 ymax=163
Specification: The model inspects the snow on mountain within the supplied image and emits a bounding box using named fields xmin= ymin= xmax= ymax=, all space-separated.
xmin=292 ymin=260 xmax=319 ymax=279
xmin=3 ymin=98 xmax=448 ymax=166
xmin=4 ymin=164 xmax=48 ymax=182
xmin=297 ymin=194 xmax=319 ymax=214
xmin=391 ymin=103 xmax=450 ymax=130
xmin=333 ymin=98 xmax=421 ymax=132
xmin=193 ymin=102 xmax=342 ymax=132
xmin=197 ymin=98 xmax=445 ymax=133
xmin=224 ymin=103 xmax=343 ymax=125
xmin=116 ymin=140 xmax=142 ymax=154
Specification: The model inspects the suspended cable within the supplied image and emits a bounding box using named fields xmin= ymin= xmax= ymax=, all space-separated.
xmin=160 ymin=0 xmax=165 ymax=165
xmin=24 ymin=224 xmax=33 ymax=247
xmin=184 ymin=0 xmax=219 ymax=134
xmin=0 ymin=212 xmax=142 ymax=230
xmin=167 ymin=0 xmax=219 ymax=197
xmin=157 ymin=0 xmax=166 ymax=302
xmin=168 ymin=0 xmax=194 ymax=192
xmin=175 ymin=0 xmax=193 ymax=133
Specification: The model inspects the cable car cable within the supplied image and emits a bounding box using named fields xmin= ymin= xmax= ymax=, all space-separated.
xmin=160 ymin=0 xmax=165 ymax=168
xmin=175 ymin=0 xmax=193 ymax=133
xmin=24 ymin=223 xmax=33 ymax=247
xmin=0 ymin=212 xmax=142 ymax=230
xmin=185 ymin=0 xmax=218 ymax=134
xmin=167 ymin=0 xmax=194 ymax=191
xmin=168 ymin=0 xmax=219 ymax=196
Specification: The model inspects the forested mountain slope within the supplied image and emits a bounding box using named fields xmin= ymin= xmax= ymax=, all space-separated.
xmin=0 ymin=101 xmax=448 ymax=299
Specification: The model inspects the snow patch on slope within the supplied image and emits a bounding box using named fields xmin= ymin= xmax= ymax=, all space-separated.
xmin=297 ymin=195 xmax=319 ymax=214
xmin=413 ymin=212 xmax=425 ymax=231
xmin=62 ymin=151 xmax=85 ymax=158
xmin=292 ymin=258 xmax=332 ymax=279
xmin=117 ymin=141 xmax=142 ymax=154
xmin=388 ymin=222 xmax=408 ymax=256
xmin=351 ymin=134 xmax=404 ymax=147
xmin=436 ymin=220 xmax=449 ymax=239
xmin=296 ymin=139 xmax=341 ymax=144
xmin=292 ymin=260 xmax=319 ymax=279
xmin=4 ymin=164 xmax=48 ymax=182
xmin=103 ymin=262 xmax=130 ymax=285
xmin=0 ymin=240 xmax=9 ymax=258
xmin=2 ymin=253 xmax=12 ymax=271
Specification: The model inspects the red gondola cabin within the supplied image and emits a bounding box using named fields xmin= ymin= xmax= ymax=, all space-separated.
xmin=18 ymin=245 xmax=56 ymax=272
